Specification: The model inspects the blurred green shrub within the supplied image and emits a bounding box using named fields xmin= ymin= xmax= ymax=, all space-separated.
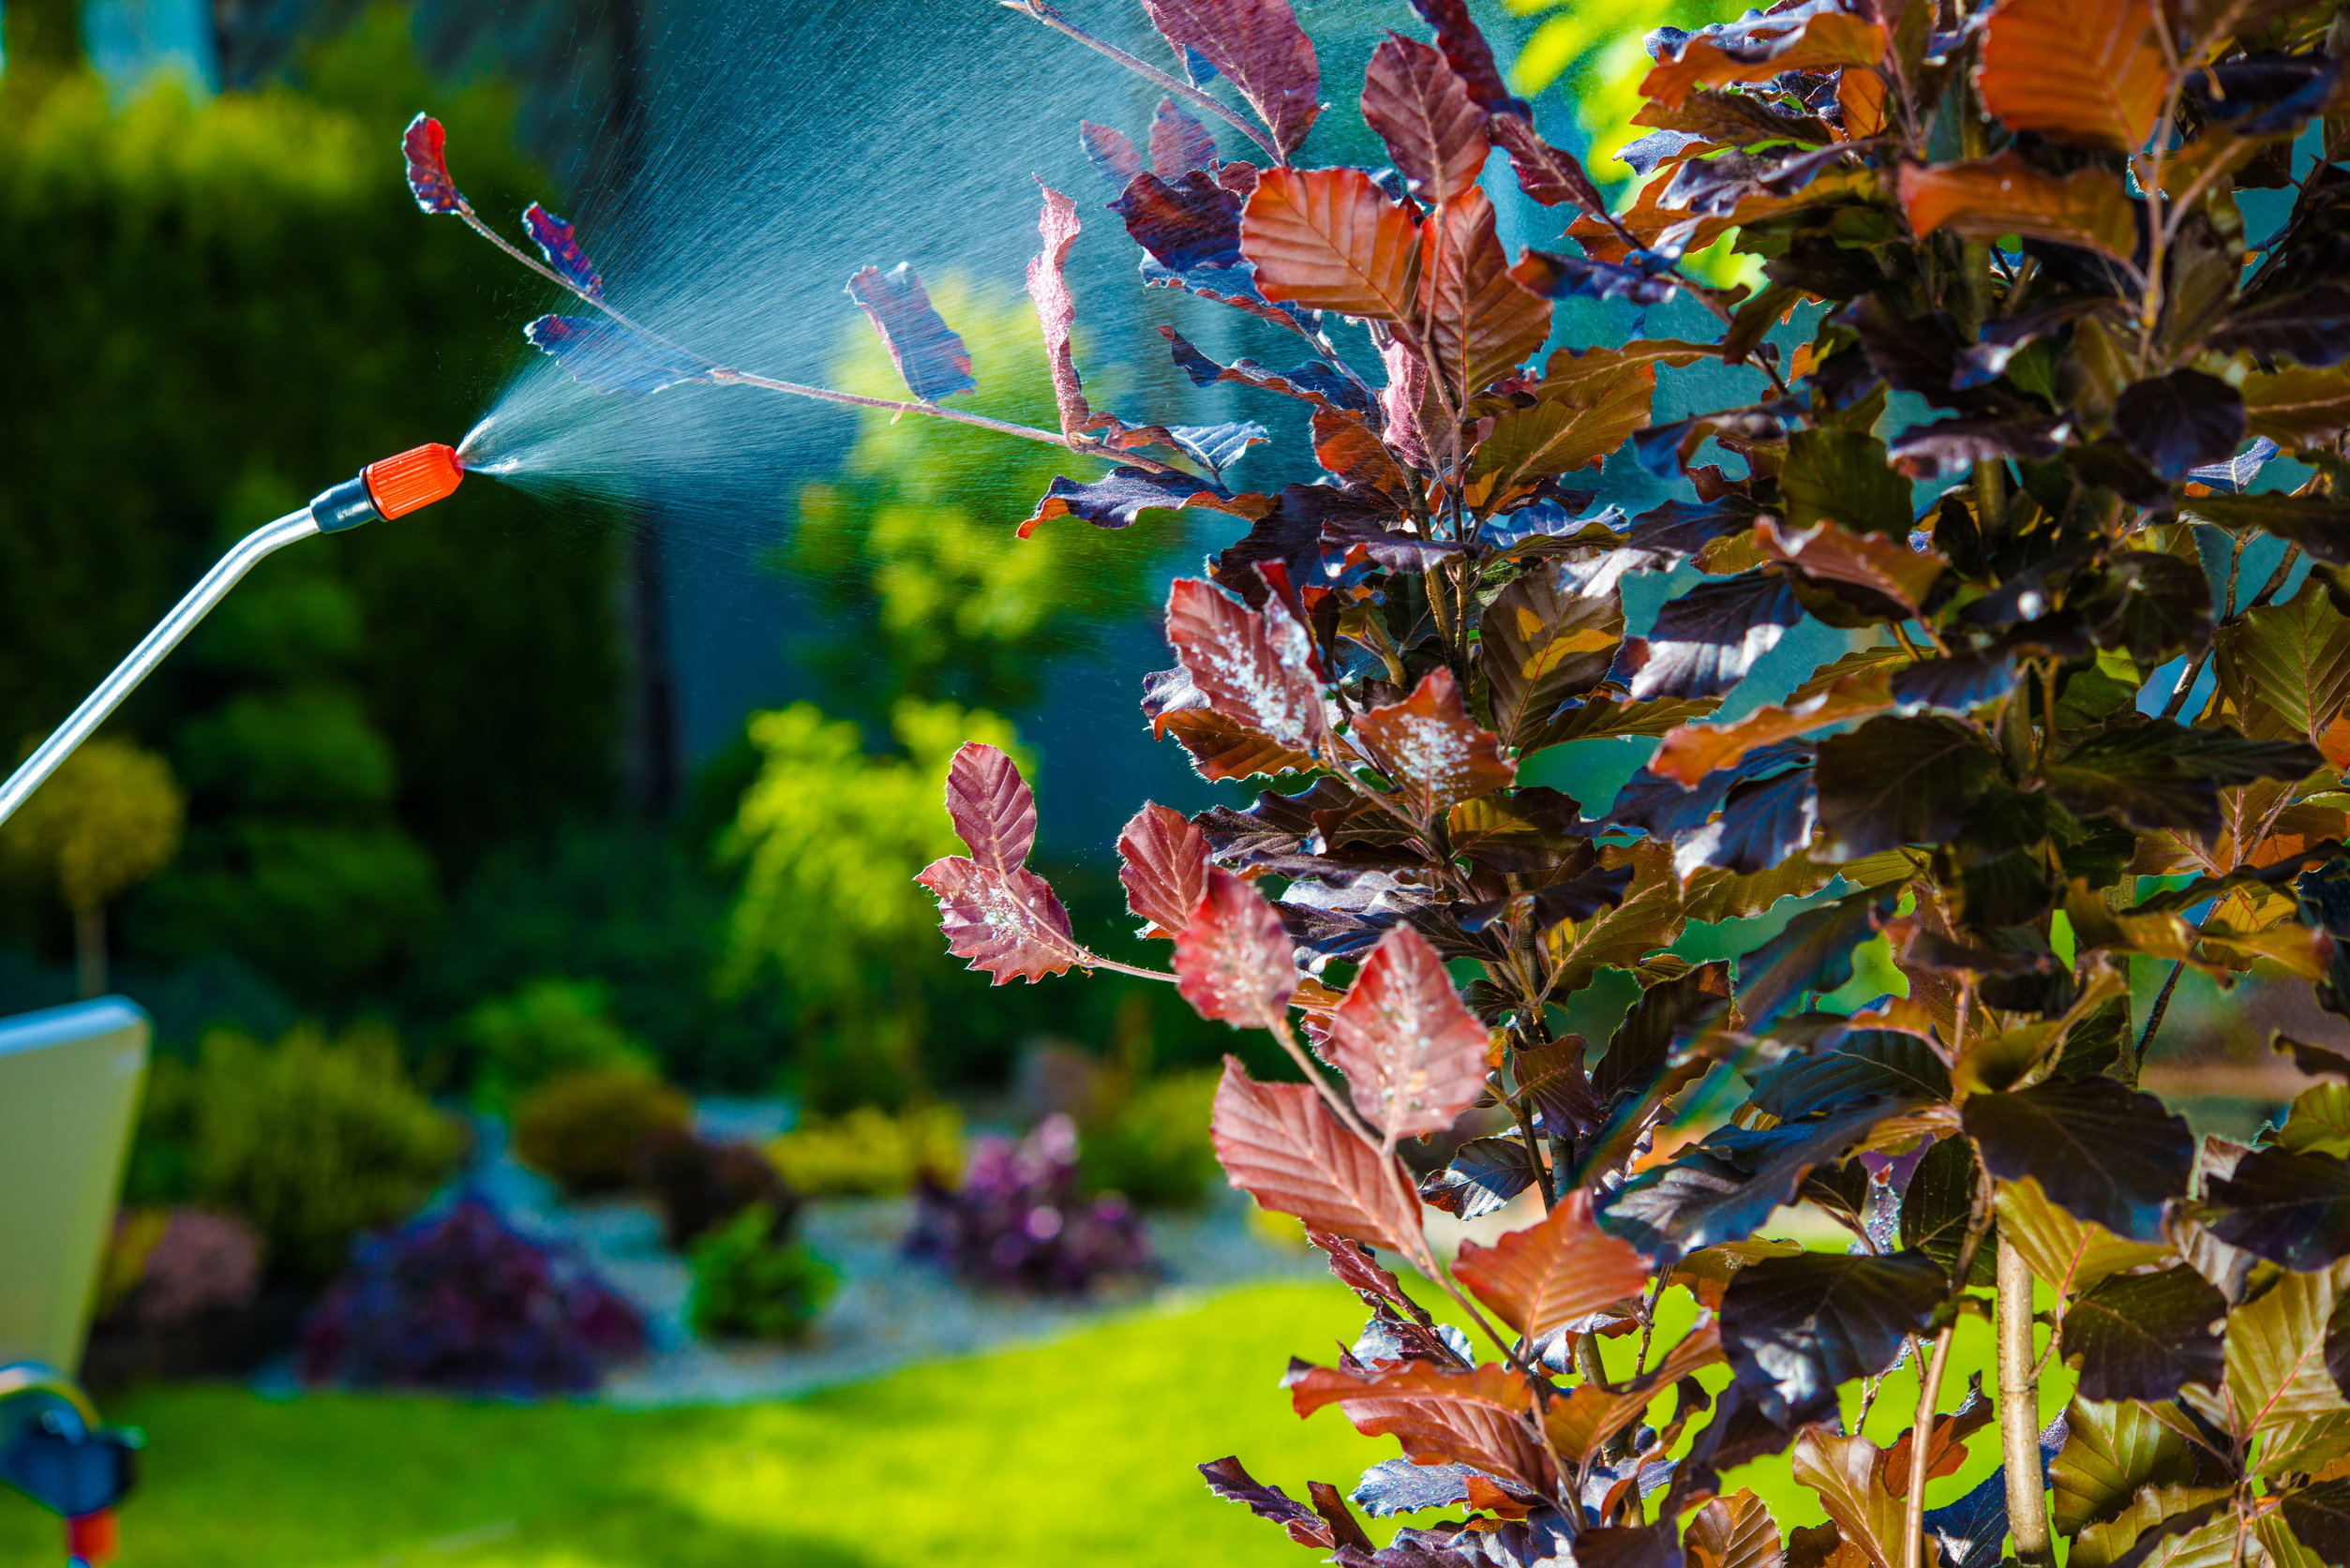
xmin=0 ymin=17 xmax=620 ymax=996
xmin=1077 ymin=1069 xmax=1222 ymax=1210
xmin=0 ymin=736 xmax=184 ymax=995
xmin=458 ymin=977 xmax=649 ymax=1113
xmin=131 ymin=474 xmax=441 ymax=1001
xmin=632 ymin=1125 xmax=801 ymax=1252
xmin=185 ymin=1022 xmax=464 ymax=1280
xmin=777 ymin=279 xmax=1186 ymax=719
xmin=721 ymin=698 xmax=1023 ymax=1111
xmin=510 ymin=1067 xmax=691 ymax=1196
xmin=686 ymin=1203 xmax=836 ymax=1342
xmin=765 ymin=1104 xmax=964 ymax=1198
xmin=409 ymin=824 xmax=786 ymax=1092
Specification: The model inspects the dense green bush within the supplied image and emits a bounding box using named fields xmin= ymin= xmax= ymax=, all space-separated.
xmin=1077 ymin=1069 xmax=1222 ymax=1210
xmin=457 ymin=977 xmax=648 ymax=1113
xmin=0 ymin=13 xmax=621 ymax=1000
xmin=509 ymin=1067 xmax=690 ymax=1196
xmin=184 ymin=1022 xmax=463 ymax=1280
xmin=405 ymin=823 xmax=786 ymax=1092
xmin=764 ymin=1104 xmax=964 ymax=1198
xmin=720 ymin=698 xmax=1025 ymax=1110
xmin=685 ymin=1203 xmax=837 ymax=1343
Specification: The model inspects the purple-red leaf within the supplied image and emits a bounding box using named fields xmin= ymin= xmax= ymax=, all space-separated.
xmin=1198 ymin=1456 xmax=1334 ymax=1549
xmin=1177 ymin=870 xmax=1300 ymax=1027
xmin=916 ymin=744 xmax=1085 ymax=986
xmin=1143 ymin=0 xmax=1323 ymax=157
xmin=1019 ymin=467 xmax=1258 ymax=537
xmin=1405 ymin=0 xmax=1527 ymax=115
xmin=1361 ymin=35 xmax=1490 ymax=206
xmin=845 ymin=263 xmax=977 ymax=402
xmin=1488 ymin=112 xmax=1610 ymax=217
xmin=1118 ymin=801 xmax=1211 ymax=939
xmin=401 ymin=112 xmax=462 ymax=214
xmin=1354 ymin=666 xmax=1515 ymax=817
xmin=1242 ymin=167 xmax=1418 ymax=321
xmin=1151 ymin=97 xmax=1220 ymax=177
xmin=522 ymin=202 xmax=605 ymax=299
xmin=1164 ymin=576 xmax=1332 ymax=760
xmin=522 ymin=315 xmax=711 ymax=396
xmin=1288 ymin=1360 xmax=1552 ymax=1494
xmin=1112 ymin=170 xmax=1247 ymax=274
xmin=941 ymin=741 xmax=1036 ymax=873
xmin=1209 ymin=1058 xmax=1420 ymax=1251
xmin=1453 ymin=1189 xmax=1654 ymax=1339
xmin=1026 ymin=183 xmax=1093 ymax=442
xmin=1326 ymin=924 xmax=1491 ymax=1140
xmin=1080 ymin=121 xmax=1144 ymax=187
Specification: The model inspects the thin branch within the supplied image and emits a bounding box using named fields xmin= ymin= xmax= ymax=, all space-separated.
xmin=999 ymin=0 xmax=1284 ymax=164
xmin=454 ymin=203 xmax=1187 ymax=476
xmin=1081 ymin=953 xmax=1181 ymax=984
xmin=2139 ymin=960 xmax=2187 ymax=1058
xmin=2160 ymin=649 xmax=2212 ymax=721
xmin=1903 ymin=1325 xmax=1959 ymax=1568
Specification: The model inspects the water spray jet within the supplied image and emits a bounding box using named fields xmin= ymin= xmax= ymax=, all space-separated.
xmin=0 ymin=443 xmax=469 ymax=829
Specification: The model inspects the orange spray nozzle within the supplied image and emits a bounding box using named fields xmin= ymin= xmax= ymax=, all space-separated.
xmin=309 ymin=442 xmax=467 ymax=534
xmin=364 ymin=443 xmax=465 ymax=519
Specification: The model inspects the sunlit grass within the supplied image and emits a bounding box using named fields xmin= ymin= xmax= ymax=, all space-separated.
xmin=0 ymin=1283 xmax=1389 ymax=1568
xmin=1 ymin=1265 xmax=2072 ymax=1565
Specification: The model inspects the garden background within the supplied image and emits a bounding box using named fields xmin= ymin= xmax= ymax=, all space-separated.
xmin=0 ymin=0 xmax=2298 ymax=1562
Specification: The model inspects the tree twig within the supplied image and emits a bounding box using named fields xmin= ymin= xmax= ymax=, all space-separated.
xmin=998 ymin=0 xmax=1284 ymax=164
xmin=1903 ymin=1325 xmax=1959 ymax=1568
xmin=451 ymin=202 xmax=1186 ymax=475
xmin=2139 ymin=960 xmax=2187 ymax=1058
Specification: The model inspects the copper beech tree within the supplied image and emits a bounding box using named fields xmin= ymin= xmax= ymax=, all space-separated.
xmin=421 ymin=0 xmax=2350 ymax=1561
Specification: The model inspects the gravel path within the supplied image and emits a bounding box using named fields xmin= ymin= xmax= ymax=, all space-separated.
xmin=461 ymin=1111 xmax=1327 ymax=1408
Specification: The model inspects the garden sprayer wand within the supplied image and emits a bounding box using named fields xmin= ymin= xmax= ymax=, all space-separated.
xmin=0 ymin=442 xmax=466 ymax=830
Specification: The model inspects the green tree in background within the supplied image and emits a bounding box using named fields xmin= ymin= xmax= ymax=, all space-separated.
xmin=0 ymin=737 xmax=185 ymax=997
xmin=780 ymin=280 xmax=1194 ymax=720
xmin=720 ymin=698 xmax=1025 ymax=1111
xmin=1505 ymin=0 xmax=1746 ymax=170
xmin=127 ymin=473 xmax=441 ymax=1002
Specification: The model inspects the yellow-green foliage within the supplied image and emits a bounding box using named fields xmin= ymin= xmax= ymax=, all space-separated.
xmin=510 ymin=1067 xmax=692 ymax=1197
xmin=189 ymin=1022 xmax=463 ymax=1280
xmin=0 ymin=737 xmax=183 ymax=912
xmin=1506 ymin=0 xmax=1750 ymax=171
xmin=1079 ymin=1070 xmax=1224 ymax=1210
xmin=785 ymin=278 xmax=1186 ymax=714
xmin=766 ymin=1104 xmax=965 ymax=1198
xmin=721 ymin=697 xmax=1025 ymax=1105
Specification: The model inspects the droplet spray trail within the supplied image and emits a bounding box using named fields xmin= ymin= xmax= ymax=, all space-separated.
xmin=0 ymin=443 xmax=471 ymax=829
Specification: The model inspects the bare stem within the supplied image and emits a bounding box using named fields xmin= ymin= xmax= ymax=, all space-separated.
xmin=454 ymin=203 xmax=1181 ymax=474
xmin=1081 ymin=953 xmax=1180 ymax=983
xmin=2139 ymin=960 xmax=2187 ymax=1058
xmin=998 ymin=1 xmax=1284 ymax=163
xmin=1998 ymin=1236 xmax=2054 ymax=1566
xmin=1904 ymin=1325 xmax=1959 ymax=1568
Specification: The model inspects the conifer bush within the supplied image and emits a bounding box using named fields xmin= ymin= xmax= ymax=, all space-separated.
xmin=422 ymin=0 xmax=2350 ymax=1556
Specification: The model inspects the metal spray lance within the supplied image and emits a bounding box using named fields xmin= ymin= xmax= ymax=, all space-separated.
xmin=0 ymin=443 xmax=468 ymax=828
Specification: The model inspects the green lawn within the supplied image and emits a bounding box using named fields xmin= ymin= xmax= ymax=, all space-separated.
xmin=0 ymin=1283 xmax=1392 ymax=1568
xmin=0 ymin=1277 xmax=2073 ymax=1567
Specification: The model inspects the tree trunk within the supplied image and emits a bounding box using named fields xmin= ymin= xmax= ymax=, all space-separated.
xmin=74 ymin=902 xmax=106 ymax=999
xmin=599 ymin=0 xmax=681 ymax=818
xmin=1998 ymin=1236 xmax=2054 ymax=1565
